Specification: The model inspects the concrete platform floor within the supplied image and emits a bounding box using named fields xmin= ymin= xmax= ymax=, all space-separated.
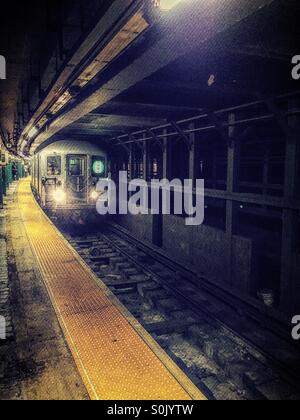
xmin=0 ymin=183 xmax=89 ymax=400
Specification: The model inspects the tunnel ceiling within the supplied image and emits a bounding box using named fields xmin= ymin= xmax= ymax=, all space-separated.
xmin=0 ymin=0 xmax=80 ymax=144
xmin=0 ymin=1 xmax=41 ymax=141
xmin=1 ymin=0 xmax=299 ymax=153
xmin=0 ymin=0 xmax=117 ymax=150
xmin=56 ymin=0 xmax=300 ymax=145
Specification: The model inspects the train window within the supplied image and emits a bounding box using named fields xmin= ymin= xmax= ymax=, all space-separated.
xmin=47 ymin=156 xmax=61 ymax=176
xmin=69 ymin=158 xmax=84 ymax=176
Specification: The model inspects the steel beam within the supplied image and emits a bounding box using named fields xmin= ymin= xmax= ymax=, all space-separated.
xmin=147 ymin=129 xmax=164 ymax=152
xmin=19 ymin=0 xmax=139 ymax=153
xmin=29 ymin=0 xmax=277 ymax=154
xmin=82 ymin=114 xmax=166 ymax=128
xmin=170 ymin=121 xmax=192 ymax=149
xmin=280 ymin=99 xmax=299 ymax=314
xmin=97 ymin=101 xmax=202 ymax=116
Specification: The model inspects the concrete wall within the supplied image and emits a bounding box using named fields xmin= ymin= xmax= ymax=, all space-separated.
xmin=292 ymin=256 xmax=300 ymax=312
xmin=163 ymin=215 xmax=252 ymax=292
xmin=115 ymin=213 xmax=153 ymax=243
xmin=114 ymin=213 xmax=253 ymax=294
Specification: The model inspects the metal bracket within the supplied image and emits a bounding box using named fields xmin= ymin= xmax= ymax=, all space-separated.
xmin=129 ymin=133 xmax=144 ymax=153
xmin=261 ymin=96 xmax=290 ymax=135
xmin=206 ymin=111 xmax=229 ymax=144
xmin=112 ymin=137 xmax=130 ymax=155
xmin=147 ymin=129 xmax=164 ymax=152
xmin=170 ymin=121 xmax=192 ymax=150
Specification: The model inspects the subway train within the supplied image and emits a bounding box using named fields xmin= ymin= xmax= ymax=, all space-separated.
xmin=31 ymin=140 xmax=109 ymax=223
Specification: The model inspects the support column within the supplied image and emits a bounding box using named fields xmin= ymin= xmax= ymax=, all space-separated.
xmin=189 ymin=123 xmax=195 ymax=180
xmin=143 ymin=135 xmax=150 ymax=182
xmin=153 ymin=129 xmax=169 ymax=248
xmin=163 ymin=129 xmax=169 ymax=179
xmin=128 ymin=144 xmax=134 ymax=181
xmin=280 ymin=100 xmax=299 ymax=314
xmin=2 ymin=165 xmax=7 ymax=195
xmin=226 ymin=113 xmax=240 ymax=287
xmin=0 ymin=167 xmax=3 ymax=208
xmin=188 ymin=124 xmax=196 ymax=265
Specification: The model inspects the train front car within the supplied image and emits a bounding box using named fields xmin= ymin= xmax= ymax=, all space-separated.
xmin=31 ymin=140 xmax=108 ymax=225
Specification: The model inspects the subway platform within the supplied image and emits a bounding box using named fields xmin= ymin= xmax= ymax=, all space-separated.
xmin=0 ymin=181 xmax=88 ymax=400
xmin=0 ymin=179 xmax=205 ymax=400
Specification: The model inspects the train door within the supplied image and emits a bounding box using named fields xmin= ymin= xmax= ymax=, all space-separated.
xmin=66 ymin=155 xmax=87 ymax=203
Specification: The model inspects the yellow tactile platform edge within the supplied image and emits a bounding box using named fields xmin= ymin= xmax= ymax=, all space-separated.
xmin=17 ymin=179 xmax=206 ymax=401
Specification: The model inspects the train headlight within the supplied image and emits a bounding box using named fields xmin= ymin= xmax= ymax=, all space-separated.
xmin=54 ymin=189 xmax=66 ymax=204
xmin=90 ymin=191 xmax=98 ymax=201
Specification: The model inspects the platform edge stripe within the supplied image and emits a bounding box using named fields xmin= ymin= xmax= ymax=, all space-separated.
xmin=42 ymin=221 xmax=205 ymax=401
xmin=16 ymin=183 xmax=99 ymax=400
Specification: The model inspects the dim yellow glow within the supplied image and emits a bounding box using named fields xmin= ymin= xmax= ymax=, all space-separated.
xmin=90 ymin=191 xmax=99 ymax=200
xmin=53 ymin=189 xmax=66 ymax=204
xmin=159 ymin=0 xmax=189 ymax=10
xmin=28 ymin=127 xmax=38 ymax=139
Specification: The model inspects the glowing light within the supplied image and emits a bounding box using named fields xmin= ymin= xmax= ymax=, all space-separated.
xmin=158 ymin=0 xmax=188 ymax=11
xmin=208 ymin=74 xmax=216 ymax=87
xmin=90 ymin=191 xmax=99 ymax=200
xmin=53 ymin=189 xmax=66 ymax=204
xmin=92 ymin=159 xmax=106 ymax=176
xmin=28 ymin=127 xmax=38 ymax=139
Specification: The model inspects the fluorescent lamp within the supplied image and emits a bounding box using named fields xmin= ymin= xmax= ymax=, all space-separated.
xmin=75 ymin=11 xmax=149 ymax=89
xmin=159 ymin=0 xmax=187 ymax=11
xmin=48 ymin=10 xmax=150 ymax=117
xmin=28 ymin=127 xmax=38 ymax=139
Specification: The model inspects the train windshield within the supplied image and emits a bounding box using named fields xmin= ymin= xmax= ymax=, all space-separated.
xmin=69 ymin=157 xmax=84 ymax=176
xmin=47 ymin=156 xmax=61 ymax=176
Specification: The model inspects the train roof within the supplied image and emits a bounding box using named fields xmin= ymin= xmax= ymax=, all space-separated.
xmin=36 ymin=140 xmax=107 ymax=156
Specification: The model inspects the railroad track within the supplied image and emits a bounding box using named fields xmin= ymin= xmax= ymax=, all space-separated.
xmin=61 ymin=223 xmax=300 ymax=400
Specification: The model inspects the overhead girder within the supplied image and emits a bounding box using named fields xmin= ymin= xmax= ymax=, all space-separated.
xmin=19 ymin=0 xmax=140 ymax=154
xmin=93 ymin=100 xmax=202 ymax=119
xmin=80 ymin=113 xmax=167 ymax=128
xmin=109 ymin=91 xmax=300 ymax=150
xmin=124 ymin=80 xmax=261 ymax=102
xmin=27 ymin=0 xmax=277 ymax=155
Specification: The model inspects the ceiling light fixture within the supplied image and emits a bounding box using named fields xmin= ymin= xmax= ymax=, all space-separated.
xmin=156 ymin=0 xmax=189 ymax=11
xmin=22 ymin=5 xmax=153 ymax=154
xmin=22 ymin=2 xmax=168 ymax=154
xmin=28 ymin=126 xmax=38 ymax=139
